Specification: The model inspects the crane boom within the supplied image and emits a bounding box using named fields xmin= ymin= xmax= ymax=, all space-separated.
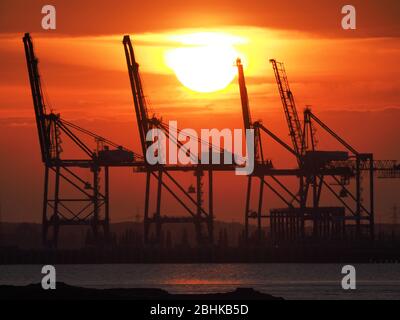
xmin=23 ymin=33 xmax=51 ymax=163
xmin=236 ymin=58 xmax=261 ymax=162
xmin=123 ymin=35 xmax=150 ymax=156
xmin=236 ymin=59 xmax=252 ymax=131
xmin=270 ymin=59 xmax=304 ymax=160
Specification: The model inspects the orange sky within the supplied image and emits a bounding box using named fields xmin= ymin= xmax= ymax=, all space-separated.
xmin=0 ymin=0 xmax=399 ymax=224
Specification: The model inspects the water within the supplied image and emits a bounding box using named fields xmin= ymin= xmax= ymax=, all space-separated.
xmin=0 ymin=263 xmax=399 ymax=300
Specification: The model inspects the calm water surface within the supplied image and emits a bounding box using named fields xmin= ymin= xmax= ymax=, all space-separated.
xmin=0 ymin=263 xmax=399 ymax=300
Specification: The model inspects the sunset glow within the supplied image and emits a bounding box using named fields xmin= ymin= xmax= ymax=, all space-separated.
xmin=0 ymin=1 xmax=399 ymax=227
xmin=0 ymin=0 xmax=399 ymax=303
xmin=165 ymin=32 xmax=242 ymax=92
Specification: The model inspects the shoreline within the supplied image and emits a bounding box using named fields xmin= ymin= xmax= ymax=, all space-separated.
xmin=0 ymin=283 xmax=283 ymax=300
xmin=1 ymin=246 xmax=400 ymax=264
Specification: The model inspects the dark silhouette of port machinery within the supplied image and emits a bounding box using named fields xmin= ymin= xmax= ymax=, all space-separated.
xmin=23 ymin=33 xmax=400 ymax=248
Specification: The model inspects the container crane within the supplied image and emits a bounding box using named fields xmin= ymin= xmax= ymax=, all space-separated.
xmin=23 ymin=33 xmax=138 ymax=248
xmin=236 ymin=59 xmax=307 ymax=243
xmin=124 ymin=35 xmax=238 ymax=246
xmin=269 ymin=59 xmax=400 ymax=241
xmin=269 ymin=58 xmax=375 ymax=239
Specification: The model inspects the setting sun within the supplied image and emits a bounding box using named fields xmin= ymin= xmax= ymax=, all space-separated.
xmin=165 ymin=32 xmax=241 ymax=93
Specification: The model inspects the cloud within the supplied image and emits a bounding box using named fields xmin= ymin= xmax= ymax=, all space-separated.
xmin=0 ymin=0 xmax=399 ymax=38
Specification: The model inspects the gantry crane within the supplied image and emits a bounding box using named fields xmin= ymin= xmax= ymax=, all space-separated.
xmin=236 ymin=58 xmax=263 ymax=241
xmin=123 ymin=35 xmax=238 ymax=246
xmin=237 ymin=58 xmax=305 ymax=242
xmin=23 ymin=33 xmax=139 ymax=248
xmin=268 ymin=59 xmax=375 ymax=240
xmin=269 ymin=59 xmax=400 ymax=241
xmin=236 ymin=58 xmax=309 ymax=243
xmin=236 ymin=57 xmax=392 ymax=243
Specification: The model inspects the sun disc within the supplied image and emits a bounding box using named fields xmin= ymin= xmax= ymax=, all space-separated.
xmin=166 ymin=41 xmax=238 ymax=93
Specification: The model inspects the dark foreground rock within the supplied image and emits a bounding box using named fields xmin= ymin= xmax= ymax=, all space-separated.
xmin=0 ymin=282 xmax=283 ymax=300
